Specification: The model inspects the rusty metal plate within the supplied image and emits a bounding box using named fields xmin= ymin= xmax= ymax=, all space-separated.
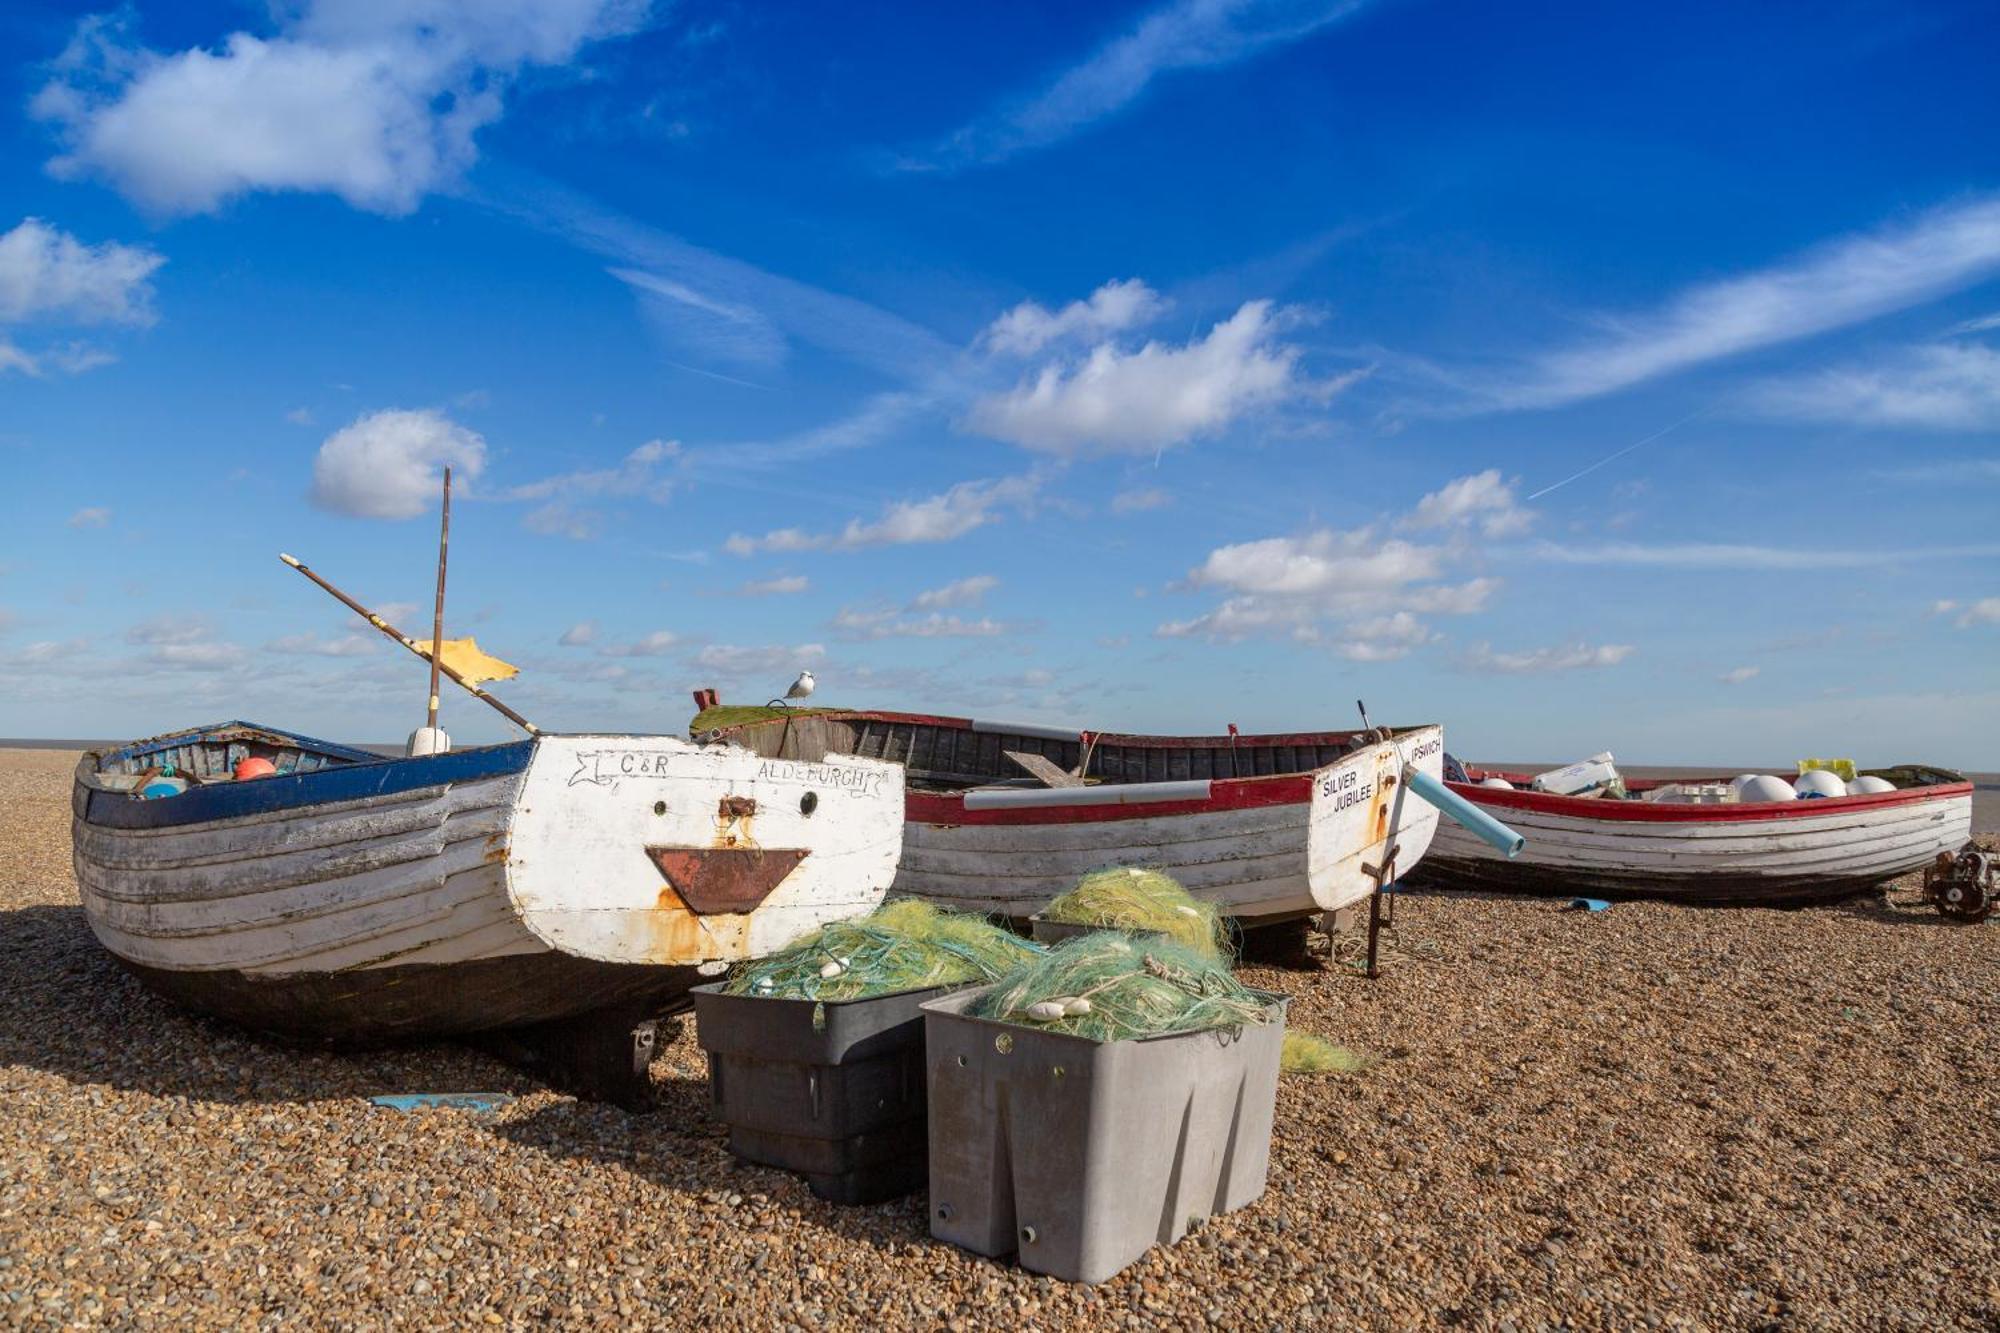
xmin=646 ymin=846 xmax=809 ymax=915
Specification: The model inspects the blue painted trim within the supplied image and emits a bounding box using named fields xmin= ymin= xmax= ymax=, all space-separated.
xmin=82 ymin=740 xmax=536 ymax=830
xmin=369 ymin=1093 xmax=515 ymax=1114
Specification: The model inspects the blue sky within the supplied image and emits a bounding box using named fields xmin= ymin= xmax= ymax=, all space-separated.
xmin=1 ymin=0 xmax=1996 ymax=767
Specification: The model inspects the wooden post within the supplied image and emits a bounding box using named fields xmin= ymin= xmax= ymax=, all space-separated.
xmin=426 ymin=468 xmax=452 ymax=729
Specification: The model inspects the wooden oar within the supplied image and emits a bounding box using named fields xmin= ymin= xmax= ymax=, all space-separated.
xmin=278 ymin=552 xmax=540 ymax=736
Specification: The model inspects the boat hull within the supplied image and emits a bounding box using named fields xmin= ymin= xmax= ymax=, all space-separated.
xmin=1407 ymin=780 xmax=1973 ymax=905
xmin=893 ymin=727 xmax=1445 ymax=922
xmin=73 ymin=727 xmax=904 ymax=1041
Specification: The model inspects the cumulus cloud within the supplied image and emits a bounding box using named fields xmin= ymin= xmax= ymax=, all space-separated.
xmin=1336 ymin=611 xmax=1435 ymax=662
xmin=1402 ymin=469 xmax=1535 ymax=538
xmin=310 ymin=408 xmax=487 ymax=519
xmin=1718 ymin=665 xmax=1760 ymax=684
xmin=910 ymin=575 xmax=998 ymax=610
xmin=1463 ymin=641 xmax=1634 ymax=674
xmin=1744 ymin=341 xmax=2000 ymax=431
xmin=965 ymin=301 xmax=1315 ymax=457
xmin=67 ymin=506 xmax=111 ymax=528
xmin=558 ymin=620 xmax=596 ymax=646
xmin=740 ymin=575 xmax=809 ymax=596
xmin=725 ymin=475 xmax=1038 ymax=554
xmin=1490 ymin=194 xmax=2000 ymax=410
xmin=32 ymin=3 xmax=650 ymax=216
xmin=0 ymin=218 xmax=162 ymax=325
xmin=980 ymin=279 xmax=1167 ymax=357
xmin=598 ymin=630 xmax=679 ymax=658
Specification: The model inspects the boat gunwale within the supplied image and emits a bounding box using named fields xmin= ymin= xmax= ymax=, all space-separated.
xmin=708 ymin=707 xmax=1436 ymax=752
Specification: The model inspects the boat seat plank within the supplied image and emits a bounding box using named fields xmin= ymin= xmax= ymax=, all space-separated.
xmin=1003 ymin=750 xmax=1084 ymax=787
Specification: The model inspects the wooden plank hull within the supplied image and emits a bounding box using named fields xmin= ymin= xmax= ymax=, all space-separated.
xmin=891 ymin=728 xmax=1446 ymax=922
xmin=73 ymin=726 xmax=904 ymax=1041
xmin=1406 ymin=780 xmax=1973 ymax=905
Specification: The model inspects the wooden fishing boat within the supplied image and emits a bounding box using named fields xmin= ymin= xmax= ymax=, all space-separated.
xmin=72 ymin=721 xmax=904 ymax=1045
xmin=702 ymin=708 xmax=1446 ymax=926
xmin=1406 ymin=765 xmax=1973 ymax=904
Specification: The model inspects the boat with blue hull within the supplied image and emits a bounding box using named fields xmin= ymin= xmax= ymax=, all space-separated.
xmin=72 ymin=721 xmax=905 ymax=1050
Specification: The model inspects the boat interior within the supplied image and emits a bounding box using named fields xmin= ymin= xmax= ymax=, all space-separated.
xmin=711 ymin=710 xmax=1426 ymax=794
xmin=83 ymin=722 xmax=384 ymax=792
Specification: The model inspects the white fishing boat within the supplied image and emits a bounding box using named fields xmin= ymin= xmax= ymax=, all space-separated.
xmin=1409 ymin=764 xmax=1973 ymax=904
xmin=73 ymin=721 xmax=904 ymax=1045
xmin=701 ymin=706 xmax=1448 ymax=927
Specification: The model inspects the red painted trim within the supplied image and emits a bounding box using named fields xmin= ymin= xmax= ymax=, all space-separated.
xmin=906 ymin=774 xmax=1314 ymax=826
xmin=1445 ymin=779 xmax=1971 ymax=823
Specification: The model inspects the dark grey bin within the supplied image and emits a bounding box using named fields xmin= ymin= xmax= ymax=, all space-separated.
xmin=920 ymin=985 xmax=1287 ymax=1284
xmin=691 ymin=981 xmax=945 ymax=1204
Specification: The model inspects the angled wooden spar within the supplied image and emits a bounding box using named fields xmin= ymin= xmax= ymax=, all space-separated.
xmin=426 ymin=468 xmax=452 ymax=729
xmin=278 ymin=551 xmax=540 ymax=736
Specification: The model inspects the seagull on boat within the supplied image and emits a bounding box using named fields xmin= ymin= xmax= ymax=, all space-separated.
xmin=776 ymin=670 xmax=815 ymax=708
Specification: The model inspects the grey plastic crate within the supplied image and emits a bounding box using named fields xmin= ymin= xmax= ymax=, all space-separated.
xmin=920 ymin=985 xmax=1287 ymax=1284
xmin=691 ymin=981 xmax=946 ymax=1204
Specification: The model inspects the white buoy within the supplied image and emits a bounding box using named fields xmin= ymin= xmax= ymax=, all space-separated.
xmin=1026 ymin=1001 xmax=1067 ymax=1022
xmin=1847 ymin=775 xmax=1895 ymax=795
xmin=407 ymin=726 xmax=451 ymax=756
xmin=1063 ymin=996 xmax=1092 ymax=1017
xmin=1478 ymin=777 xmax=1515 ymax=790
xmin=1795 ymin=770 xmax=1847 ymax=799
xmin=1737 ymin=775 xmax=1796 ymax=803
xmin=818 ymin=960 xmax=844 ymax=979
xmin=1728 ymin=774 xmax=1758 ymax=795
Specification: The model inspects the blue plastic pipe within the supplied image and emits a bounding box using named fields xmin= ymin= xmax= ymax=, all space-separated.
xmin=1404 ymin=766 xmax=1525 ymax=858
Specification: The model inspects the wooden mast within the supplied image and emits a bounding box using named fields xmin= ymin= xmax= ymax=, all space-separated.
xmin=426 ymin=467 xmax=451 ymax=731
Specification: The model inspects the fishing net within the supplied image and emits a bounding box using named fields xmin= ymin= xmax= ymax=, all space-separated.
xmin=723 ymin=898 xmax=1039 ymax=1001
xmin=1279 ymin=1032 xmax=1374 ymax=1077
xmin=969 ymin=933 xmax=1274 ymax=1043
xmin=1040 ymin=866 xmax=1233 ymax=959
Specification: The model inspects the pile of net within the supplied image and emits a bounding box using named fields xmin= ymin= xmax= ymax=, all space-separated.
xmin=970 ymin=933 xmax=1273 ymax=1043
xmin=1280 ymin=1032 xmax=1374 ymax=1077
xmin=723 ymin=898 xmax=1039 ymax=1001
xmin=1039 ymin=866 xmax=1232 ymax=960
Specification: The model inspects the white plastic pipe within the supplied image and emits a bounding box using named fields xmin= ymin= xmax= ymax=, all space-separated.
xmin=962 ymin=779 xmax=1210 ymax=811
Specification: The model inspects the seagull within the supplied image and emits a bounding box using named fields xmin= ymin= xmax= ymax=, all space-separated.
xmin=775 ymin=669 xmax=815 ymax=708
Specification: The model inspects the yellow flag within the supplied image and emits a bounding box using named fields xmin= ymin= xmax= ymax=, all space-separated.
xmin=430 ymin=637 xmax=519 ymax=685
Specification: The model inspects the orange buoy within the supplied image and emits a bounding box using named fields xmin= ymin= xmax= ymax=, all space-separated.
xmin=234 ymin=757 xmax=278 ymax=781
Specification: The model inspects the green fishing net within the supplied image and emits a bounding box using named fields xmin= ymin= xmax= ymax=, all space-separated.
xmin=969 ymin=933 xmax=1274 ymax=1043
xmin=723 ymin=898 xmax=1040 ymax=1001
xmin=1040 ymin=866 xmax=1233 ymax=960
xmin=1279 ymin=1032 xmax=1374 ymax=1076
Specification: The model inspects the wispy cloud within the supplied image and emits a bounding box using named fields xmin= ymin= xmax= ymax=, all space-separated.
xmin=1933 ymin=598 xmax=2000 ymax=629
xmin=910 ymin=575 xmax=998 ymax=610
xmin=598 ymin=630 xmax=680 ymax=658
xmin=1463 ymin=641 xmax=1634 ymax=674
xmin=740 ymin=574 xmax=810 ymax=597
xmin=67 ymin=506 xmax=111 ymax=528
xmin=1718 ymin=665 xmax=1760 ymax=685
xmin=1744 ymin=340 xmax=2000 ymax=431
xmin=1487 ymin=195 xmax=2000 ymax=410
xmin=830 ymin=609 xmax=1009 ymax=641
xmin=1111 ymin=486 xmax=1171 ymax=514
xmin=724 ymin=474 xmax=1040 ymax=555
xmin=0 ymin=218 xmax=162 ymax=325
xmin=904 ymin=0 xmax=1373 ymax=171
xmin=1873 ymin=457 xmax=2000 ymax=484
xmin=1523 ymin=539 xmax=2000 ymax=570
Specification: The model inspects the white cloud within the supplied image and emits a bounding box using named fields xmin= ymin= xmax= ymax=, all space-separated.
xmin=1744 ymin=341 xmax=2000 ymax=431
xmin=1525 ymin=540 xmax=2000 ymax=570
xmin=598 ymin=630 xmax=679 ymax=658
xmin=909 ymin=0 xmax=1372 ymax=169
xmin=266 ymin=630 xmax=377 ymax=657
xmin=966 ymin=301 xmax=1313 ymax=456
xmin=981 ymin=279 xmax=1167 ymax=356
xmin=1875 ymin=458 xmax=2000 ymax=484
xmin=558 ymin=620 xmax=596 ymax=646
xmin=1402 ymin=469 xmax=1534 ymax=538
xmin=1464 ymin=641 xmax=1634 ymax=674
xmin=725 ymin=475 xmax=1038 ymax=554
xmin=0 ymin=340 xmax=37 ymax=376
xmin=125 ymin=616 xmax=209 ymax=646
xmin=1718 ymin=665 xmax=1760 ymax=685
xmin=522 ymin=501 xmax=600 ymax=540
xmin=1336 ymin=611 xmax=1435 ymax=662
xmin=0 ymin=218 xmax=162 ymax=325
xmin=830 ymin=608 xmax=1007 ymax=642
xmin=285 ymin=406 xmax=314 ymax=426
xmin=1111 ymin=486 xmax=1171 ymax=514
xmin=311 ymin=408 xmax=486 ymax=519
xmin=1947 ymin=311 xmax=2000 ymax=336
xmin=1493 ymin=195 xmax=2000 ymax=410
xmin=5 ymin=637 xmax=91 ymax=665
xmin=505 ymin=439 xmax=679 ymax=503
xmin=1935 ymin=597 xmax=2000 ymax=629
xmin=691 ymin=642 xmax=827 ymax=678
xmin=910 ymin=575 xmax=998 ymax=610
xmin=740 ymin=575 xmax=809 ymax=597
xmin=67 ymin=506 xmax=110 ymax=528
xmin=1188 ymin=529 xmax=1442 ymax=599
xmin=33 ymin=3 xmax=649 ymax=216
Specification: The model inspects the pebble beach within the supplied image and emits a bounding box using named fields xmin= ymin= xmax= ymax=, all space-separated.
xmin=4 ymin=745 xmax=1996 ymax=1328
